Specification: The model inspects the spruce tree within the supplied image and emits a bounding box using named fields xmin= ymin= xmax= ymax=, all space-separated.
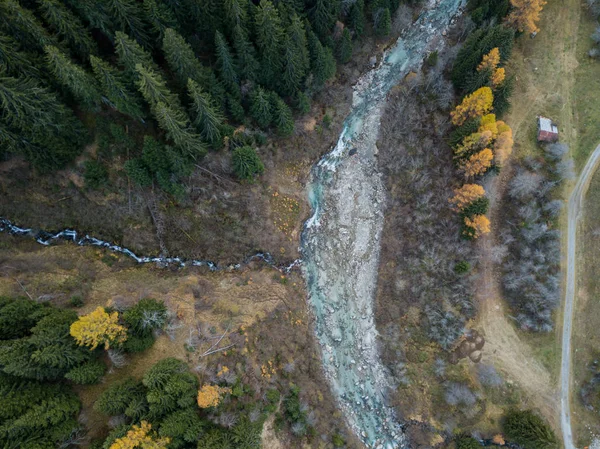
xmin=254 ymin=0 xmax=284 ymax=87
xmin=44 ymin=45 xmax=101 ymax=109
xmin=153 ymin=101 xmax=207 ymax=158
xmin=0 ymin=72 xmax=85 ymax=169
xmin=232 ymin=24 xmax=259 ymax=82
xmin=349 ymin=0 xmax=365 ymax=38
xmin=37 ymin=0 xmax=98 ymax=58
xmin=0 ymin=0 xmax=56 ymax=51
xmin=90 ymin=55 xmax=144 ymax=120
xmin=62 ymin=0 xmax=114 ymax=39
xmin=107 ymin=0 xmax=151 ymax=48
xmin=375 ymin=7 xmax=391 ymax=36
xmin=197 ymin=0 xmax=225 ymax=42
xmin=336 ymin=28 xmax=352 ymax=64
xmin=309 ymin=0 xmax=337 ymax=39
xmin=308 ymin=31 xmax=336 ymax=86
xmin=249 ymin=87 xmax=272 ymax=128
xmin=143 ymin=0 xmax=178 ymax=40
xmin=0 ymin=34 xmax=42 ymax=79
xmin=280 ymin=14 xmax=309 ymax=95
xmin=162 ymin=28 xmax=225 ymax=106
xmin=114 ymin=31 xmax=159 ymax=81
xmin=224 ymin=0 xmax=248 ymax=29
xmin=270 ymin=92 xmax=294 ymax=136
xmin=187 ymin=79 xmax=224 ymax=148
xmin=135 ymin=64 xmax=179 ymax=107
xmin=214 ymin=30 xmax=240 ymax=96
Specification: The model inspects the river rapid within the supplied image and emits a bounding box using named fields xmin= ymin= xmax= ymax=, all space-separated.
xmin=300 ymin=1 xmax=464 ymax=447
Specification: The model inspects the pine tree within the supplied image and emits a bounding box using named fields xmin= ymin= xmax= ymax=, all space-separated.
xmin=254 ymin=0 xmax=284 ymax=86
xmin=37 ymin=0 xmax=98 ymax=58
xmin=214 ymin=30 xmax=240 ymax=96
xmin=270 ymin=92 xmax=294 ymax=135
xmin=0 ymin=0 xmax=56 ymax=51
xmin=349 ymin=0 xmax=365 ymax=37
xmin=232 ymin=24 xmax=259 ymax=82
xmin=250 ymin=87 xmax=273 ymax=128
xmin=44 ymin=45 xmax=101 ymax=109
xmin=106 ymin=0 xmax=151 ymax=48
xmin=188 ymin=79 xmax=225 ymax=148
xmin=224 ymin=0 xmax=248 ymax=29
xmin=308 ymin=31 xmax=336 ymax=86
xmin=143 ymin=0 xmax=178 ymax=40
xmin=280 ymin=14 xmax=309 ymax=95
xmin=114 ymin=31 xmax=159 ymax=81
xmin=162 ymin=28 xmax=225 ymax=106
xmin=336 ymin=28 xmax=352 ymax=63
xmin=62 ymin=0 xmax=114 ymax=39
xmin=90 ymin=55 xmax=145 ymax=120
xmin=197 ymin=0 xmax=225 ymax=42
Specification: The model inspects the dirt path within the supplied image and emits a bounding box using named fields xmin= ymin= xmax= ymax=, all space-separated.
xmin=561 ymin=144 xmax=600 ymax=449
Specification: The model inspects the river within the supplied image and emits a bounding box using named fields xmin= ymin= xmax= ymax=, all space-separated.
xmin=300 ymin=1 xmax=464 ymax=447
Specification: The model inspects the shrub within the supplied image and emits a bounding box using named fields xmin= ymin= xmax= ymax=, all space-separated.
xmin=122 ymin=298 xmax=167 ymax=338
xmin=456 ymin=435 xmax=481 ymax=449
xmin=69 ymin=295 xmax=84 ymax=308
xmin=231 ymin=146 xmax=264 ymax=180
xmin=503 ymin=409 xmax=557 ymax=449
xmin=454 ymin=261 xmax=471 ymax=274
xmin=84 ymin=159 xmax=108 ymax=189
xmin=461 ymin=196 xmax=490 ymax=217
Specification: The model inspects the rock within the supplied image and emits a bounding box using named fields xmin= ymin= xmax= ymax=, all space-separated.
xmin=469 ymin=351 xmax=482 ymax=363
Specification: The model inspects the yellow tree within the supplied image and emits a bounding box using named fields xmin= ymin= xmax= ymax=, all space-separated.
xmin=494 ymin=121 xmax=514 ymax=166
xmin=70 ymin=306 xmax=127 ymax=350
xmin=505 ymin=0 xmax=547 ymax=34
xmin=490 ymin=67 xmax=505 ymax=88
xmin=478 ymin=114 xmax=498 ymax=138
xmin=110 ymin=421 xmax=169 ymax=449
xmin=197 ymin=384 xmax=231 ymax=408
xmin=464 ymin=215 xmax=491 ymax=238
xmin=449 ymin=184 xmax=486 ymax=211
xmin=450 ymin=87 xmax=494 ymax=126
xmin=477 ymin=48 xmax=500 ymax=73
xmin=460 ymin=148 xmax=494 ymax=177
xmin=454 ymin=131 xmax=492 ymax=160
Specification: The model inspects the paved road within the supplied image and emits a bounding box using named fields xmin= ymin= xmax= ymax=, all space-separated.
xmin=561 ymin=144 xmax=600 ymax=449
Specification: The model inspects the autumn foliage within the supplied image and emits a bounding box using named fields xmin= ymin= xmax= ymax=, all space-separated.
xmin=494 ymin=121 xmax=514 ymax=165
xmin=109 ymin=421 xmax=169 ymax=449
xmin=464 ymin=214 xmax=491 ymax=238
xmin=477 ymin=48 xmax=500 ymax=73
xmin=490 ymin=67 xmax=506 ymax=88
xmin=70 ymin=306 xmax=127 ymax=350
xmin=450 ymin=184 xmax=486 ymax=211
xmin=460 ymin=148 xmax=494 ymax=177
xmin=450 ymin=87 xmax=494 ymax=126
xmin=197 ymin=384 xmax=231 ymax=408
xmin=506 ymin=0 xmax=547 ymax=34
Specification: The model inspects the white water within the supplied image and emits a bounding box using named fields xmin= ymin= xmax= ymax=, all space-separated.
xmin=300 ymin=2 xmax=465 ymax=447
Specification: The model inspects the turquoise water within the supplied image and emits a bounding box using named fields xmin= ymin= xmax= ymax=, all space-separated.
xmin=301 ymin=2 xmax=465 ymax=447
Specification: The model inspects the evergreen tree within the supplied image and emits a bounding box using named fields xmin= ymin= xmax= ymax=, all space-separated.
xmin=143 ymin=0 xmax=178 ymax=40
xmin=308 ymin=31 xmax=336 ymax=86
xmin=0 ymin=72 xmax=86 ymax=169
xmin=232 ymin=24 xmax=259 ymax=82
xmin=135 ymin=64 xmax=179 ymax=107
xmin=226 ymin=94 xmax=246 ymax=122
xmin=158 ymin=408 xmax=205 ymax=447
xmin=162 ymin=28 xmax=225 ymax=106
xmin=0 ymin=297 xmax=44 ymax=340
xmin=309 ymin=0 xmax=338 ymax=39
xmin=231 ymin=146 xmax=264 ymax=180
xmin=280 ymin=15 xmax=309 ymax=95
xmin=0 ymin=0 xmax=56 ymax=51
xmin=375 ymin=7 xmax=391 ymax=36
xmin=214 ymin=30 xmax=240 ymax=96
xmin=94 ymin=378 xmax=147 ymax=416
xmin=153 ymin=101 xmax=207 ymax=158
xmin=270 ymin=93 xmax=294 ymax=136
xmin=197 ymin=0 xmax=225 ymax=42
xmin=115 ymin=31 xmax=159 ymax=81
xmin=254 ymin=0 xmax=284 ymax=86
xmin=90 ymin=55 xmax=145 ymax=120
xmin=294 ymin=90 xmax=311 ymax=114
xmin=336 ymin=28 xmax=352 ymax=63
xmin=224 ymin=0 xmax=248 ymax=29
xmin=44 ymin=45 xmax=101 ymax=109
xmin=349 ymin=0 xmax=365 ymax=38
xmin=37 ymin=0 xmax=98 ymax=58
xmin=0 ymin=34 xmax=42 ymax=79
xmin=62 ymin=0 xmax=114 ymax=39
xmin=188 ymin=79 xmax=225 ymax=148
xmin=106 ymin=0 xmax=151 ymax=48
xmin=64 ymin=359 xmax=106 ymax=384
xmin=250 ymin=87 xmax=272 ymax=128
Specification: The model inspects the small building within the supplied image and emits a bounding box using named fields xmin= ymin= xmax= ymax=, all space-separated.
xmin=537 ymin=116 xmax=559 ymax=143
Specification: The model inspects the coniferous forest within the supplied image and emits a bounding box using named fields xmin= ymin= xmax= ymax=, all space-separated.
xmin=0 ymin=0 xmax=401 ymax=183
